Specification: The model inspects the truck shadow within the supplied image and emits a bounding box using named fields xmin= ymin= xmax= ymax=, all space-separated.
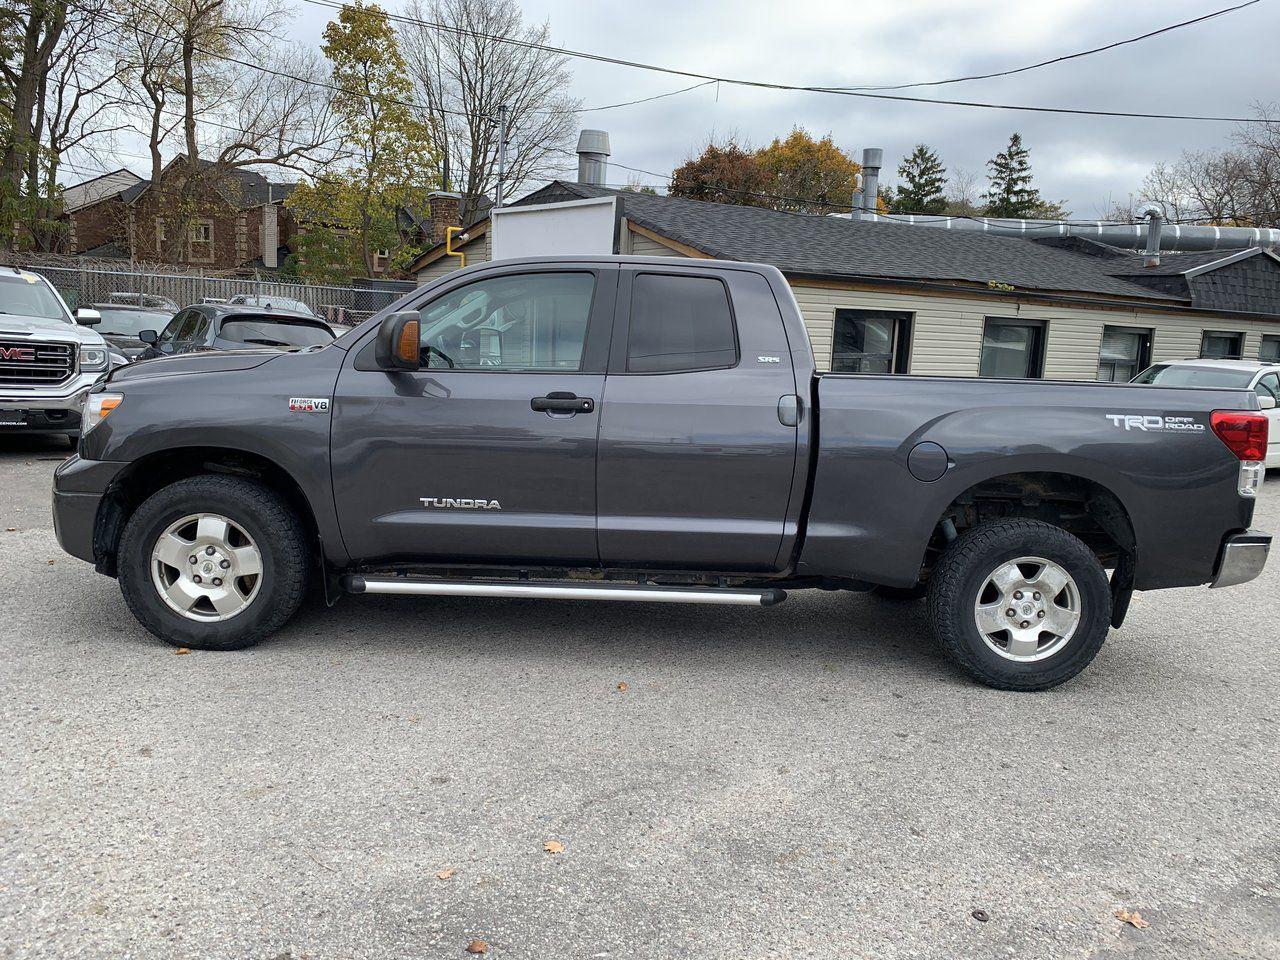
xmin=284 ymin=587 xmax=964 ymax=685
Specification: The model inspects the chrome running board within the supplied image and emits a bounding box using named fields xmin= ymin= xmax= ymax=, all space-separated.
xmin=342 ymin=575 xmax=786 ymax=607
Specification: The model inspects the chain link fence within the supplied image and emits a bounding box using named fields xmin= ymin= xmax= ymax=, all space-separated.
xmin=20 ymin=263 xmax=412 ymax=327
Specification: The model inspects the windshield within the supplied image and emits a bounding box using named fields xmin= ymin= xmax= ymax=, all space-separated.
xmin=1131 ymin=364 xmax=1256 ymax=388
xmin=220 ymin=318 xmax=334 ymax=348
xmin=94 ymin=308 xmax=173 ymax=337
xmin=0 ymin=273 xmax=71 ymax=322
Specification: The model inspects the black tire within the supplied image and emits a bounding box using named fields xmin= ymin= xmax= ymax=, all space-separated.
xmin=872 ymin=583 xmax=928 ymax=602
xmin=117 ymin=474 xmax=309 ymax=651
xmin=927 ymin=518 xmax=1111 ymax=691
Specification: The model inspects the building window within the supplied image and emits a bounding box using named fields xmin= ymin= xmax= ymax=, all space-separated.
xmin=979 ymin=318 xmax=1045 ymax=379
xmin=626 ymin=273 xmax=737 ymax=373
xmin=832 ymin=309 xmax=912 ymax=374
xmin=1261 ymin=335 xmax=1280 ymax=362
xmin=373 ymin=248 xmax=391 ymax=273
xmin=1097 ymin=326 xmax=1152 ymax=382
xmin=187 ymin=219 xmax=214 ymax=263
xmin=1200 ymin=330 xmax=1243 ymax=359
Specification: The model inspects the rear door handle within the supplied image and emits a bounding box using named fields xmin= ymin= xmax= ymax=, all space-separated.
xmin=531 ymin=392 xmax=595 ymax=414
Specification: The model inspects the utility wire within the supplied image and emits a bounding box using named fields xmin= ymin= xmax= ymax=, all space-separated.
xmin=300 ymin=0 xmax=1276 ymax=123
xmin=835 ymin=0 xmax=1262 ymax=91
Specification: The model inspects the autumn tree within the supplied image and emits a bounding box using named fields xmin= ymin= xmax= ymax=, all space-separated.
xmin=287 ymin=2 xmax=437 ymax=280
xmin=669 ymin=137 xmax=767 ymax=206
xmin=398 ymin=0 xmax=577 ymax=223
xmin=891 ymin=144 xmax=947 ymax=215
xmin=755 ymin=128 xmax=860 ymax=214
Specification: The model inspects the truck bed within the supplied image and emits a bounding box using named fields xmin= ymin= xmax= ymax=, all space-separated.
xmin=798 ymin=374 xmax=1260 ymax=590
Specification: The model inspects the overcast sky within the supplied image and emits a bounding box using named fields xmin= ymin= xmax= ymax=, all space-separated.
xmin=190 ymin=0 xmax=1280 ymax=216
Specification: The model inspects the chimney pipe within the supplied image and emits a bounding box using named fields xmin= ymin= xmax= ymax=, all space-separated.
xmin=1139 ymin=202 xmax=1163 ymax=267
xmin=576 ymin=129 xmax=611 ymax=187
xmin=861 ymin=148 xmax=883 ymax=216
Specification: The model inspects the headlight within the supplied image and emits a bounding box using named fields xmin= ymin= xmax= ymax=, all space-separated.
xmin=79 ymin=346 xmax=108 ymax=372
xmin=82 ymin=392 xmax=122 ymax=432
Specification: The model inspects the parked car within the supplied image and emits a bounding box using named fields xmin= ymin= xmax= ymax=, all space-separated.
xmin=136 ymin=302 xmax=335 ymax=360
xmin=0 ymin=266 xmax=116 ymax=442
xmin=105 ymin=291 xmax=179 ymax=312
xmin=1132 ymin=358 xmax=1280 ymax=468
xmin=225 ymin=293 xmax=320 ymax=319
xmin=54 ymin=257 xmax=1270 ymax=691
xmin=77 ymin=303 xmax=176 ymax=360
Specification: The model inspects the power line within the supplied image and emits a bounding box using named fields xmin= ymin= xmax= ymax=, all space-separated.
xmin=300 ymin=0 xmax=1277 ymax=124
xmin=836 ymin=0 xmax=1262 ymax=91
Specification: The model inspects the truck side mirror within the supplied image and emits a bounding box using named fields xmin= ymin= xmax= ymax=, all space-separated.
xmin=138 ymin=329 xmax=158 ymax=345
xmin=75 ymin=307 xmax=102 ymax=326
xmin=1260 ymin=395 xmax=1277 ymax=410
xmin=375 ymin=311 xmax=421 ymax=371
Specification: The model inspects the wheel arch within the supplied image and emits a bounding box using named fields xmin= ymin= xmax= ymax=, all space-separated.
xmin=920 ymin=470 xmax=1137 ymax=624
xmin=93 ymin=446 xmax=322 ymax=578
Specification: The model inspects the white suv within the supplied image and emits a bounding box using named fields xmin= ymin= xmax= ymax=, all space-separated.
xmin=0 ymin=267 xmax=116 ymax=442
xmin=1132 ymin=358 xmax=1280 ymax=468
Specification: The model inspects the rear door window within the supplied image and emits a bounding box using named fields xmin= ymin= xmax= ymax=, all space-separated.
xmin=626 ymin=273 xmax=737 ymax=373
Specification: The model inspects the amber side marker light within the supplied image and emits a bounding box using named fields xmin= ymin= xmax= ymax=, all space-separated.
xmin=397 ymin=319 xmax=420 ymax=364
xmin=83 ymin=392 xmax=123 ymax=432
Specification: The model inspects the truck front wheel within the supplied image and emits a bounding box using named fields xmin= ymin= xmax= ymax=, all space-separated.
xmin=927 ymin=519 xmax=1111 ymax=691
xmin=117 ymin=475 xmax=309 ymax=651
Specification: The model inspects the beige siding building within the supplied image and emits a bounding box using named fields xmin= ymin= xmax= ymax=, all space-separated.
xmin=410 ymin=182 xmax=1280 ymax=380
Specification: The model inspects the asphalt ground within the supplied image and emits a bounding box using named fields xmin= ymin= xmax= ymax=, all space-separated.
xmin=1 ymin=434 xmax=1277 ymax=959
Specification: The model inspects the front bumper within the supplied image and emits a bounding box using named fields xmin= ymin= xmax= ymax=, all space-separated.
xmin=52 ymin=455 xmax=128 ymax=564
xmin=0 ymin=370 xmax=101 ymax=434
xmin=1209 ymin=530 xmax=1271 ymax=589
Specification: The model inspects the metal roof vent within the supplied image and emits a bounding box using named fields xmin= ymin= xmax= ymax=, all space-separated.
xmin=1138 ymin=202 xmax=1164 ymax=267
xmin=576 ymin=129 xmax=611 ymax=187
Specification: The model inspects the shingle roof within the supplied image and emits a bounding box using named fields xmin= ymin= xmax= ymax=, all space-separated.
xmin=524 ymin=182 xmax=1182 ymax=302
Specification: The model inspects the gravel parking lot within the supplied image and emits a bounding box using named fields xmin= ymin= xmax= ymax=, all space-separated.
xmin=1 ymin=436 xmax=1277 ymax=960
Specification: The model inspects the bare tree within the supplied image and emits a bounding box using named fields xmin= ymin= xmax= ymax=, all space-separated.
xmin=398 ymin=0 xmax=579 ymax=220
xmin=943 ymin=166 xmax=981 ymax=216
xmin=0 ymin=0 xmax=68 ymax=249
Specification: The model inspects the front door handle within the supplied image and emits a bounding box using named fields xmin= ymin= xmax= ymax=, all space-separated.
xmin=531 ymin=392 xmax=594 ymax=414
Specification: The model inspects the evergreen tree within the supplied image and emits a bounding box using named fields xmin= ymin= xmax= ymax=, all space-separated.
xmin=891 ymin=144 xmax=948 ymax=215
xmin=983 ymin=133 xmax=1043 ymax=218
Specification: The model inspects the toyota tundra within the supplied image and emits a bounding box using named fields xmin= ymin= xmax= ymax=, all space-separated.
xmin=52 ymin=257 xmax=1272 ymax=690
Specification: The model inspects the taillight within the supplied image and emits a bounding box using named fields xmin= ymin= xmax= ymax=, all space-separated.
xmin=1210 ymin=411 xmax=1269 ymax=462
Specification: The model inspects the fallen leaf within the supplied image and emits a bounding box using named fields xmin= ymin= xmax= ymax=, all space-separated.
xmin=616 ymin=681 xmax=629 ymax=692
xmin=1114 ymin=909 xmax=1150 ymax=929
xmin=46 ymin=559 xmax=55 ymax=565
xmin=465 ymin=940 xmax=488 ymax=954
xmin=436 ymin=867 xmax=456 ymax=880
xmin=543 ymin=840 xmax=564 ymax=854
xmin=174 ymin=647 xmax=192 ymax=655
xmin=5 ymin=527 xmax=15 ymax=532
xmin=971 ymin=909 xmax=990 ymax=922
xmin=408 ymin=715 xmax=420 ymax=723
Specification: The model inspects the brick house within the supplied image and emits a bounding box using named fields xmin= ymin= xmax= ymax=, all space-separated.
xmin=61 ymin=157 xmax=298 ymax=271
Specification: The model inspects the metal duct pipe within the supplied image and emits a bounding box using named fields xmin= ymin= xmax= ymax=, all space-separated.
xmin=855 ymin=212 xmax=1280 ymax=252
xmin=576 ymin=129 xmax=611 ymax=187
xmin=861 ymin=148 xmax=883 ymax=216
xmin=1139 ymin=202 xmax=1163 ymax=267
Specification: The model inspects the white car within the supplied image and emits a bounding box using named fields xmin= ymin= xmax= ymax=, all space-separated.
xmin=0 ymin=267 xmax=120 ymax=442
xmin=1132 ymin=358 xmax=1280 ymax=468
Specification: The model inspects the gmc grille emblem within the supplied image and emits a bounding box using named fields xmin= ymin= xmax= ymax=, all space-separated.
xmin=0 ymin=346 xmax=36 ymax=361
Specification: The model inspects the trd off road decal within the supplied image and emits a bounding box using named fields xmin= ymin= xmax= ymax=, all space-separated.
xmin=288 ymin=397 xmax=331 ymax=413
xmin=1105 ymin=413 xmax=1204 ymax=433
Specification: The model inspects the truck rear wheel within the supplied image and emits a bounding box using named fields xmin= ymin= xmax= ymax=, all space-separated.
xmin=927 ymin=519 xmax=1111 ymax=691
xmin=117 ymin=475 xmax=308 ymax=651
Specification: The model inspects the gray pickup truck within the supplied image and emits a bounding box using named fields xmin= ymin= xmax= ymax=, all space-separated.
xmin=53 ymin=256 xmax=1271 ymax=690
